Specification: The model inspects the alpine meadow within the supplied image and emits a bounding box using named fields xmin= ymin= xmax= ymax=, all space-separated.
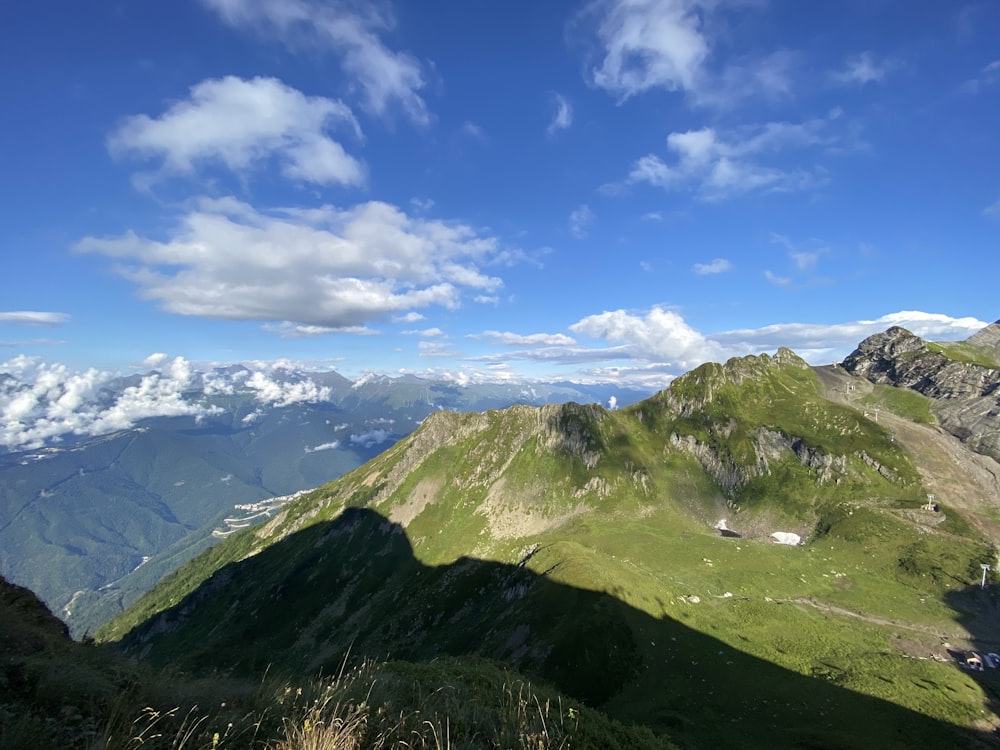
xmin=5 ymin=323 xmax=1000 ymax=748
xmin=3 ymin=1 xmax=1000 ymax=748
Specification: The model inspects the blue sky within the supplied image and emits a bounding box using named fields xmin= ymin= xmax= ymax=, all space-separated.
xmin=1 ymin=0 xmax=998 ymax=388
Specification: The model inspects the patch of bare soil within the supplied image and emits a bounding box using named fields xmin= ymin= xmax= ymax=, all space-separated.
xmin=389 ymin=477 xmax=443 ymax=527
xmin=476 ymin=476 xmax=585 ymax=540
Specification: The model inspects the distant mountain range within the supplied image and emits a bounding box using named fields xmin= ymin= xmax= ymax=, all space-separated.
xmin=0 ymin=364 xmax=650 ymax=635
xmin=97 ymin=321 xmax=1000 ymax=748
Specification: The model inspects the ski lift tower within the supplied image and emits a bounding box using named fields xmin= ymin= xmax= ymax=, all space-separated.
xmin=981 ymin=564 xmax=991 ymax=589
xmin=924 ymin=494 xmax=935 ymax=511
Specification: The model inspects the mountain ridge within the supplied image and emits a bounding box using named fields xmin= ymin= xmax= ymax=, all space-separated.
xmin=842 ymin=324 xmax=1000 ymax=462
xmin=96 ymin=330 xmax=1000 ymax=745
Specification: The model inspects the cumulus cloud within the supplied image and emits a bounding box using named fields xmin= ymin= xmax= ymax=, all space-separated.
xmin=547 ymin=92 xmax=573 ymax=135
xmin=109 ymin=76 xmax=364 ymax=188
xmin=692 ymin=258 xmax=731 ymax=275
xmin=0 ymin=311 xmax=70 ymax=326
xmin=625 ymin=116 xmax=835 ymax=200
xmin=76 ymin=196 xmax=509 ymax=329
xmin=245 ymin=371 xmax=332 ymax=406
xmin=349 ymin=428 xmax=390 ymax=448
xmin=569 ymin=204 xmax=594 ymax=238
xmin=200 ymin=0 xmax=430 ymax=124
xmin=570 ymin=306 xmax=724 ymax=368
xmin=0 ymin=355 xmax=219 ymax=451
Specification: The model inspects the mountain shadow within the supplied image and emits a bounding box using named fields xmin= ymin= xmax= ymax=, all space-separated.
xmin=116 ymin=507 xmax=992 ymax=750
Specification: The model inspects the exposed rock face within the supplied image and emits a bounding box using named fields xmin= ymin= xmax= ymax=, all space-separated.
xmin=966 ymin=319 xmax=1000 ymax=351
xmin=842 ymin=325 xmax=1000 ymax=462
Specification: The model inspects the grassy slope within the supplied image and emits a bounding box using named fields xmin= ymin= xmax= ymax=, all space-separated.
xmin=99 ymin=352 xmax=998 ymax=747
xmin=2 ymin=575 xmax=669 ymax=750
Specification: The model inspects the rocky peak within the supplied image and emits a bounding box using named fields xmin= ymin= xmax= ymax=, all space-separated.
xmin=841 ymin=325 xmax=1000 ymax=462
xmin=965 ymin=319 xmax=1000 ymax=352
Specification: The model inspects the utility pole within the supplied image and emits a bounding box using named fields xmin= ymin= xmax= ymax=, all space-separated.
xmin=981 ymin=564 xmax=991 ymax=589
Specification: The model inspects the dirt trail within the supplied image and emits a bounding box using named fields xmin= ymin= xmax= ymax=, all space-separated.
xmin=814 ymin=365 xmax=1000 ymax=544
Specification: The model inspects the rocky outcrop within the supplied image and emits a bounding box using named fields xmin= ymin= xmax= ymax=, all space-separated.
xmin=668 ymin=426 xmax=850 ymax=501
xmin=842 ymin=325 xmax=1000 ymax=462
xmin=966 ymin=319 xmax=1000 ymax=352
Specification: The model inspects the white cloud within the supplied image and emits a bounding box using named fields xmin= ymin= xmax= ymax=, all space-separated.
xmin=567 ymin=308 xmax=989 ymax=373
xmin=109 ymin=76 xmax=365 ymax=187
xmin=393 ymin=312 xmax=425 ymax=323
xmin=200 ymin=0 xmax=430 ymax=124
xmin=262 ymin=322 xmax=379 ymax=337
xmin=569 ymin=204 xmax=594 ymax=238
xmin=693 ymin=49 xmax=798 ymax=109
xmin=692 ymin=258 xmax=732 ymax=275
xmin=830 ymin=51 xmax=891 ymax=86
xmin=403 ymin=327 xmax=445 ymax=337
xmin=245 ymin=371 xmax=331 ymax=406
xmin=570 ymin=306 xmax=724 ymax=368
xmin=581 ymin=0 xmax=710 ymax=101
xmin=417 ymin=341 xmax=459 ymax=357
xmin=349 ymin=428 xmax=391 ymax=448
xmin=76 ymin=197 xmax=510 ymax=329
xmin=474 ymin=331 xmax=577 ymax=346
xmin=626 ymin=116 xmax=834 ymax=200
xmin=547 ymin=92 xmax=573 ymax=135
xmin=241 ymin=410 xmax=262 ymax=425
xmin=713 ymin=311 xmax=989 ymax=362
xmin=578 ymin=0 xmax=794 ymax=108
xmin=0 ymin=355 xmax=219 ymax=451
xmin=0 ymin=311 xmax=70 ymax=326
xmin=305 ymin=440 xmax=340 ymax=453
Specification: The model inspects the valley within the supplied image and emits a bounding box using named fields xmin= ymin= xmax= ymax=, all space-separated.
xmin=5 ymin=322 xmax=1000 ymax=748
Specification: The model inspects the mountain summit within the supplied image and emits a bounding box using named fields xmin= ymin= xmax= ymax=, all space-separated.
xmin=98 ymin=338 xmax=999 ymax=748
xmin=842 ymin=325 xmax=1000 ymax=462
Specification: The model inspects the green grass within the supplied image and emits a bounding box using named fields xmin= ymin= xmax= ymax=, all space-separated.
xmin=93 ymin=350 xmax=1000 ymax=748
xmin=860 ymin=384 xmax=937 ymax=424
xmin=931 ymin=341 xmax=1000 ymax=368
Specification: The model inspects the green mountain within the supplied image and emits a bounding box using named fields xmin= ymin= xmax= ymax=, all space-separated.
xmin=1 ymin=369 xmax=648 ymax=638
xmin=2 ymin=574 xmax=669 ymax=750
xmin=97 ymin=342 xmax=1000 ymax=748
